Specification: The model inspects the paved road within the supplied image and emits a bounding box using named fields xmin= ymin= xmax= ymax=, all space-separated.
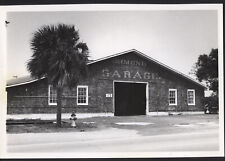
xmin=7 ymin=115 xmax=221 ymax=156
xmin=7 ymin=127 xmax=219 ymax=153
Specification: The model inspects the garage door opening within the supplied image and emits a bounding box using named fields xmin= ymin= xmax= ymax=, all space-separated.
xmin=114 ymin=82 xmax=146 ymax=116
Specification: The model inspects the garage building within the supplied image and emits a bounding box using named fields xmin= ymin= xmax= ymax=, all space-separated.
xmin=6 ymin=49 xmax=206 ymax=115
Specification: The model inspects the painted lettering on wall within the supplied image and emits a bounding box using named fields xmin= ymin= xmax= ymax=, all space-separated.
xmin=102 ymin=69 xmax=161 ymax=80
xmin=113 ymin=59 xmax=147 ymax=67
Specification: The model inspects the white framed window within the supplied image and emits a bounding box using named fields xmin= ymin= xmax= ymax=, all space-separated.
xmin=169 ymin=89 xmax=177 ymax=106
xmin=48 ymin=85 xmax=57 ymax=105
xmin=187 ymin=89 xmax=195 ymax=105
xmin=77 ymin=85 xmax=88 ymax=105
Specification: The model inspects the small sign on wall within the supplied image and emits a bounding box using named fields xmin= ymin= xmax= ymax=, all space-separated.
xmin=106 ymin=93 xmax=113 ymax=97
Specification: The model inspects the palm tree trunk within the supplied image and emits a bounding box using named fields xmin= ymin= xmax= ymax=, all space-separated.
xmin=57 ymin=86 xmax=62 ymax=127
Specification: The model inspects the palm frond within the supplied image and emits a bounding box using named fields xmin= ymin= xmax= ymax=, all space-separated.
xmin=27 ymin=23 xmax=89 ymax=88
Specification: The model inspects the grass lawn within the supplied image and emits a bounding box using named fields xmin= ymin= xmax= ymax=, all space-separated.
xmin=6 ymin=114 xmax=219 ymax=135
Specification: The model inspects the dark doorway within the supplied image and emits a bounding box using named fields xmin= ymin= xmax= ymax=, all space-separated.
xmin=114 ymin=82 xmax=146 ymax=116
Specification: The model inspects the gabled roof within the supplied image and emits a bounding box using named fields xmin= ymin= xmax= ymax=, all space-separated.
xmin=6 ymin=75 xmax=45 ymax=88
xmin=88 ymin=49 xmax=206 ymax=88
xmin=6 ymin=49 xmax=206 ymax=88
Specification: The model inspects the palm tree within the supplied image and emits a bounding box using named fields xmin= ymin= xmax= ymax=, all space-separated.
xmin=27 ymin=24 xmax=89 ymax=127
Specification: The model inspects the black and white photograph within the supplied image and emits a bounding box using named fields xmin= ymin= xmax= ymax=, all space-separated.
xmin=0 ymin=4 xmax=223 ymax=158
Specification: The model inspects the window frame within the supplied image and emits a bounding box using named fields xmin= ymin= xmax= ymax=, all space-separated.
xmin=48 ymin=85 xmax=57 ymax=106
xmin=169 ymin=89 xmax=177 ymax=106
xmin=77 ymin=85 xmax=88 ymax=105
xmin=187 ymin=89 xmax=195 ymax=105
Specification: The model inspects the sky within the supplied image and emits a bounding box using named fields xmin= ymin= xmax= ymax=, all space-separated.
xmin=6 ymin=10 xmax=218 ymax=80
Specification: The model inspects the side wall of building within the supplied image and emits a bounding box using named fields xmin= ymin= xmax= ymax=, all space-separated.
xmin=7 ymin=79 xmax=50 ymax=114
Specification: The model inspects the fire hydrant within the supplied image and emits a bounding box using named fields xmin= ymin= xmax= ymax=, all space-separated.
xmin=205 ymin=104 xmax=209 ymax=114
xmin=70 ymin=112 xmax=77 ymax=128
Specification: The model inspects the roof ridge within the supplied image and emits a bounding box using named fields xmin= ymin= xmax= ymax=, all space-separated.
xmin=88 ymin=49 xmax=206 ymax=88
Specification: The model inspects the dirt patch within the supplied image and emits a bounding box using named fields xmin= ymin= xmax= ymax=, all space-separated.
xmin=7 ymin=119 xmax=53 ymax=125
xmin=7 ymin=120 xmax=98 ymax=133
